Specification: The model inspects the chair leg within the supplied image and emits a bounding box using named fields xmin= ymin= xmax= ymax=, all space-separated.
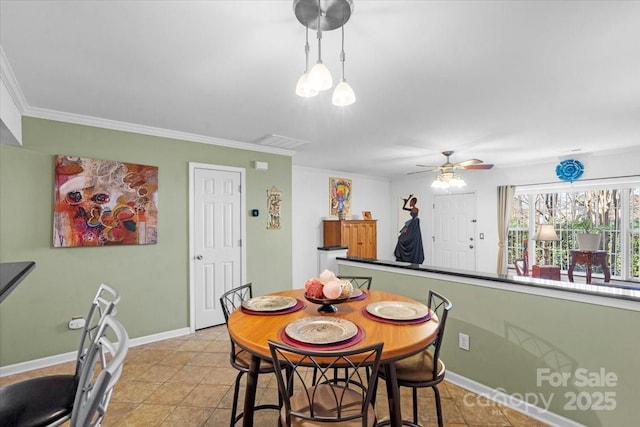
xmin=412 ymin=387 xmax=419 ymax=425
xmin=433 ymin=385 xmax=443 ymax=427
xmin=230 ymin=369 xmax=282 ymax=426
xmin=230 ymin=371 xmax=244 ymax=427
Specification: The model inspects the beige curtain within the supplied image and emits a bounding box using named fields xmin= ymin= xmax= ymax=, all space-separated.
xmin=497 ymin=185 xmax=516 ymax=274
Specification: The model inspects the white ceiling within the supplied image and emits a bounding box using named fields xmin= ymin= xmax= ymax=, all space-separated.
xmin=1 ymin=1 xmax=639 ymax=178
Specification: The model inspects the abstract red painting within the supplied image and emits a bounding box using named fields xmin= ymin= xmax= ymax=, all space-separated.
xmin=53 ymin=155 xmax=158 ymax=247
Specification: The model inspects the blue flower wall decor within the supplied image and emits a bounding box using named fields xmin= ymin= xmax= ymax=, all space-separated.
xmin=556 ymin=159 xmax=584 ymax=182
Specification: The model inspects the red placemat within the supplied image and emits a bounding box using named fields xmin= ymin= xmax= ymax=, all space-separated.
xmin=279 ymin=325 xmax=365 ymax=351
xmin=349 ymin=290 xmax=368 ymax=301
xmin=360 ymin=306 xmax=431 ymax=325
xmin=241 ymin=298 xmax=305 ymax=316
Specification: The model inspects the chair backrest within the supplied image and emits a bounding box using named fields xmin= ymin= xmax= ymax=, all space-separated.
xmin=71 ymin=314 xmax=129 ymax=427
xmin=514 ymin=240 xmax=529 ymax=276
xmin=219 ymin=284 xmax=253 ymax=366
xmin=268 ymin=341 xmax=383 ymax=426
xmin=428 ymin=290 xmax=453 ymax=378
xmin=219 ymin=283 xmax=252 ymax=323
xmin=75 ymin=284 xmax=121 ymax=377
xmin=337 ymin=276 xmax=373 ymax=290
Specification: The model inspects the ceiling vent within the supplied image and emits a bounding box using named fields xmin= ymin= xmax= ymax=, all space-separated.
xmin=253 ymin=134 xmax=311 ymax=150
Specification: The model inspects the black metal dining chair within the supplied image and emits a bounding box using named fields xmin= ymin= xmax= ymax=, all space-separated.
xmin=0 ymin=283 xmax=120 ymax=427
xmin=309 ymin=275 xmax=373 ymax=387
xmin=337 ymin=275 xmax=373 ymax=290
xmin=268 ymin=340 xmax=383 ymax=427
xmin=219 ymin=284 xmax=281 ymax=427
xmin=377 ymin=290 xmax=452 ymax=427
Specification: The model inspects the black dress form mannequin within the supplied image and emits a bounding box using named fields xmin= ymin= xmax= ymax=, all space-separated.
xmin=394 ymin=195 xmax=425 ymax=264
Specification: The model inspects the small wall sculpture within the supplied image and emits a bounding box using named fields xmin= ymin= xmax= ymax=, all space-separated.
xmin=267 ymin=187 xmax=281 ymax=230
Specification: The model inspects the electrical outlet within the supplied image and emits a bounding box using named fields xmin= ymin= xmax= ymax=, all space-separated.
xmin=68 ymin=317 xmax=86 ymax=330
xmin=459 ymin=333 xmax=470 ymax=351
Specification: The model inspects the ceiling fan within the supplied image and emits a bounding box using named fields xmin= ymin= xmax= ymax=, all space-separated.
xmin=409 ymin=150 xmax=494 ymax=175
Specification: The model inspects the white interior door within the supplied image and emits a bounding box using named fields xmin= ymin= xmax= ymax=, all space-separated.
xmin=432 ymin=193 xmax=477 ymax=270
xmin=191 ymin=165 xmax=243 ymax=329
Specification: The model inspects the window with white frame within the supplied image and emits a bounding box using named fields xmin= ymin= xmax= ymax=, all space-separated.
xmin=508 ymin=178 xmax=640 ymax=282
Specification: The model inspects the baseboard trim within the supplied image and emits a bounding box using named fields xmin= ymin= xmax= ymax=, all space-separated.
xmin=447 ymin=371 xmax=585 ymax=427
xmin=0 ymin=327 xmax=191 ymax=377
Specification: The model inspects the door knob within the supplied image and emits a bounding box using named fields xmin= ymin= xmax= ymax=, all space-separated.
xmin=196 ymin=255 xmax=203 ymax=260
xmin=469 ymin=245 xmax=474 ymax=249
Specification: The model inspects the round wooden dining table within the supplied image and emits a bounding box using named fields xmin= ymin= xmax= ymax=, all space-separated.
xmin=227 ymin=288 xmax=439 ymax=427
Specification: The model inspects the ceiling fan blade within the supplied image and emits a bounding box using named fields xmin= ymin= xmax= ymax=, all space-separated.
xmin=455 ymin=159 xmax=483 ymax=167
xmin=461 ymin=163 xmax=494 ymax=170
xmin=415 ymin=164 xmax=440 ymax=171
xmin=407 ymin=169 xmax=433 ymax=175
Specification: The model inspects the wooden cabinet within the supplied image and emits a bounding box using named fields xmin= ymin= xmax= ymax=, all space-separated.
xmin=323 ymin=220 xmax=377 ymax=259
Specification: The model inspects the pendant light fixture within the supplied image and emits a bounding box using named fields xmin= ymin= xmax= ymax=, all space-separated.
xmin=307 ymin=0 xmax=333 ymax=91
xmin=332 ymin=25 xmax=355 ymax=106
xmin=295 ymin=26 xmax=318 ymax=98
xmin=293 ymin=0 xmax=355 ymax=105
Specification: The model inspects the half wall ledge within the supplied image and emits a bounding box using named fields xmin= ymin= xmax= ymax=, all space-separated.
xmin=335 ymin=257 xmax=640 ymax=309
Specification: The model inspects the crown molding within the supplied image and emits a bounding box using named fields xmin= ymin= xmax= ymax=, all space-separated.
xmin=24 ymin=106 xmax=295 ymax=157
xmin=0 ymin=45 xmax=27 ymax=114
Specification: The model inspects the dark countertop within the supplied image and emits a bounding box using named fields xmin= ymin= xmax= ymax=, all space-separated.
xmin=337 ymin=257 xmax=640 ymax=303
xmin=0 ymin=261 xmax=35 ymax=303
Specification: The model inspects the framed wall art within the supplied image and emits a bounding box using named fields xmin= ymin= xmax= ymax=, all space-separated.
xmin=53 ymin=155 xmax=158 ymax=247
xmin=329 ymin=177 xmax=351 ymax=218
xmin=267 ymin=186 xmax=281 ymax=230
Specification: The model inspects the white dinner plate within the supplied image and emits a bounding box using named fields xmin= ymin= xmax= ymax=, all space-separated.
xmin=285 ymin=317 xmax=358 ymax=344
xmin=241 ymin=295 xmax=297 ymax=312
xmin=366 ymin=301 xmax=429 ymax=320
xmin=349 ymin=288 xmax=363 ymax=298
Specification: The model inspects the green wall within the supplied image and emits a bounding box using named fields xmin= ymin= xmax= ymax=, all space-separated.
xmin=0 ymin=117 xmax=292 ymax=366
xmin=339 ymin=264 xmax=639 ymax=426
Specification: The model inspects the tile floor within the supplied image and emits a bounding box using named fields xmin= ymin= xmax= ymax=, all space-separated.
xmin=1 ymin=325 xmax=549 ymax=426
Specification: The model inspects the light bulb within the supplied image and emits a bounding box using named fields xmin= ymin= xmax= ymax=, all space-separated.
xmin=308 ymin=61 xmax=333 ymax=91
xmin=431 ymin=177 xmax=447 ymax=189
xmin=449 ymin=175 xmax=467 ymax=188
xmin=296 ymin=72 xmax=318 ymax=98
xmin=332 ymin=80 xmax=356 ymax=106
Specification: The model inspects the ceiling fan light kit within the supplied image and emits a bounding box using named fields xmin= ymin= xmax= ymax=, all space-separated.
xmin=293 ymin=0 xmax=355 ymax=106
xmin=431 ymin=172 xmax=467 ymax=189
